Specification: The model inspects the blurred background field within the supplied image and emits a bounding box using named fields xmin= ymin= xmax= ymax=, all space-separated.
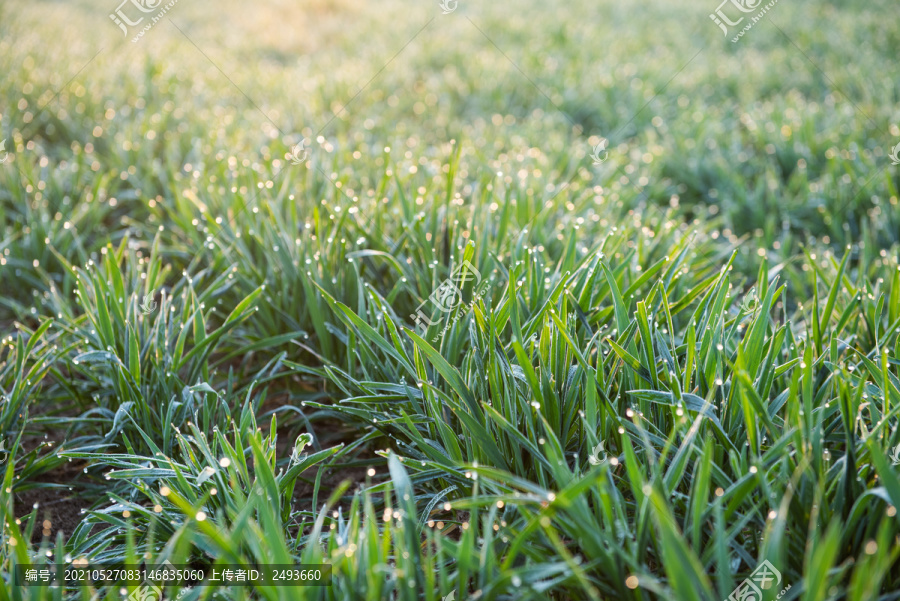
xmin=1 ymin=0 xmax=900 ymax=599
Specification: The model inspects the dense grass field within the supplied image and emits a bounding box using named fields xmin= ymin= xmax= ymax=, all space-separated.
xmin=2 ymin=0 xmax=900 ymax=599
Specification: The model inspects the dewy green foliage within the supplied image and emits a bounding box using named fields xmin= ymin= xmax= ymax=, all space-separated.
xmin=1 ymin=0 xmax=900 ymax=598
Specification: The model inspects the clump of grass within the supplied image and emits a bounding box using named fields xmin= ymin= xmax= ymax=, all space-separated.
xmin=3 ymin=0 xmax=900 ymax=599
